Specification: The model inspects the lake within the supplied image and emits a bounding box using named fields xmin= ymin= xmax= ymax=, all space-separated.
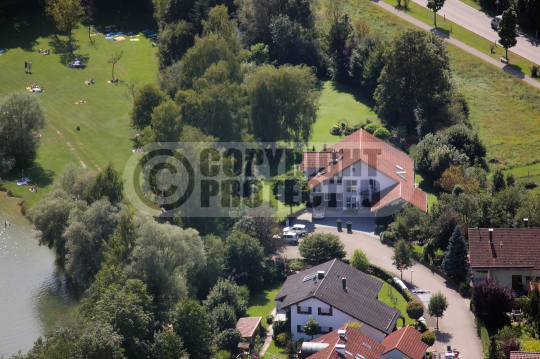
xmin=0 ymin=194 xmax=76 ymax=356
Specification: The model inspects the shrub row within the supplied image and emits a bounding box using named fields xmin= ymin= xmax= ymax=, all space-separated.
xmin=367 ymin=264 xmax=414 ymax=302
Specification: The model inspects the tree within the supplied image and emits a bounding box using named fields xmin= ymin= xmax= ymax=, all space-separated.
xmin=245 ymin=43 xmax=270 ymax=65
xmin=108 ymin=50 xmax=124 ymax=80
xmin=498 ymin=7 xmax=518 ymax=60
xmin=157 ymin=20 xmax=194 ymax=69
xmin=0 ymin=91 xmax=47 ymax=174
xmin=214 ymin=328 xmax=243 ymax=353
xmin=430 ymin=208 xmax=461 ymax=250
xmin=169 ymin=298 xmax=214 ymax=359
xmin=204 ymin=278 xmax=249 ymax=319
xmin=406 ymin=300 xmax=424 ymax=326
xmin=150 ymin=98 xmax=183 ymax=142
xmin=392 ymin=239 xmax=413 ymax=280
xmin=210 ymin=304 xmax=237 ymax=333
xmin=46 ymin=0 xmax=84 ymax=48
xmin=471 ymin=277 xmax=516 ymax=328
xmin=488 ymin=336 xmax=502 ymax=359
xmin=491 ymin=169 xmax=507 ymax=193
xmin=272 ymin=170 xmax=311 ymax=214
xmin=248 ymin=64 xmax=320 ymax=144
xmin=84 ymin=162 xmax=124 ymax=205
xmin=506 ymin=172 xmax=516 ymax=187
xmin=521 ymin=282 xmax=540 ymax=337
xmin=129 ymin=83 xmax=167 ymax=131
xmin=421 ymin=331 xmax=436 ymax=346
xmin=299 ymin=233 xmax=346 ymax=265
xmin=63 ymin=199 xmax=121 ymax=288
xmin=224 ymin=231 xmax=265 ymax=291
xmin=441 ymin=226 xmax=469 ymax=281
xmin=152 ymin=330 xmax=189 ymax=359
xmin=303 ymin=315 xmax=320 ymax=339
xmin=343 ymin=320 xmax=364 ymax=331
xmin=350 ymin=249 xmax=371 ymax=272
xmin=428 ymin=291 xmax=448 ymax=329
xmin=191 ymin=235 xmax=226 ymax=299
xmin=427 ymin=0 xmax=446 ymax=27
xmin=374 ymin=29 xmax=455 ymax=132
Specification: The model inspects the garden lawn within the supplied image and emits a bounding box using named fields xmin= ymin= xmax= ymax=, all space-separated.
xmin=347 ymin=0 xmax=540 ymax=169
xmin=312 ymin=81 xmax=379 ymax=150
xmin=0 ymin=13 xmax=157 ymax=206
xmin=371 ymin=275 xmax=415 ymax=327
xmin=246 ymin=282 xmax=282 ymax=328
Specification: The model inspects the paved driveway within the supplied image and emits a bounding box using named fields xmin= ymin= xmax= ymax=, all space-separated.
xmin=281 ymin=224 xmax=483 ymax=359
xmin=410 ymin=0 xmax=540 ymax=64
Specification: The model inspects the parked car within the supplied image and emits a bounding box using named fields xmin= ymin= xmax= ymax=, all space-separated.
xmin=313 ymin=206 xmax=325 ymax=219
xmin=491 ymin=15 xmax=519 ymax=30
xmin=283 ymin=224 xmax=307 ymax=237
xmin=282 ymin=232 xmax=299 ymax=244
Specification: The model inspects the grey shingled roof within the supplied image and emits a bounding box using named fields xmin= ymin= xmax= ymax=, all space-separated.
xmin=274 ymin=259 xmax=401 ymax=334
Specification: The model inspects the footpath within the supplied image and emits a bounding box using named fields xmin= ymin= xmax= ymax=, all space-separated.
xmin=370 ymin=0 xmax=540 ymax=91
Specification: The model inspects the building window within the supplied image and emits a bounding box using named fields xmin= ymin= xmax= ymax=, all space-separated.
xmin=336 ymin=193 xmax=343 ymax=201
xmin=320 ymin=326 xmax=333 ymax=334
xmin=318 ymin=307 xmax=333 ymax=316
xmin=297 ymin=325 xmax=303 ymax=333
xmin=297 ymin=306 xmax=312 ymax=314
xmin=346 ymin=180 xmax=357 ymax=193
xmin=346 ymin=197 xmax=357 ymax=209
xmin=337 ymin=176 xmax=343 ymax=184
xmin=329 ymin=177 xmax=335 ymax=184
xmin=324 ymin=193 xmax=330 ymax=201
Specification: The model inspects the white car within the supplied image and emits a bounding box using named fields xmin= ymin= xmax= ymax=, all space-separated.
xmin=491 ymin=15 xmax=519 ymax=30
xmin=282 ymin=232 xmax=299 ymax=244
xmin=283 ymin=224 xmax=307 ymax=236
xmin=313 ymin=206 xmax=325 ymax=219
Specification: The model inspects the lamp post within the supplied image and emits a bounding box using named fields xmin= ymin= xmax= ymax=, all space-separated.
xmin=411 ymin=269 xmax=414 ymax=287
xmin=495 ymin=0 xmax=499 ymax=15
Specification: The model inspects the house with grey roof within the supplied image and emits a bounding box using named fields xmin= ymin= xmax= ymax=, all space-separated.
xmin=274 ymin=259 xmax=402 ymax=342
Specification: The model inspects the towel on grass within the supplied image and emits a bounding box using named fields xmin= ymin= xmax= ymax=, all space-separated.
xmin=130 ymin=38 xmax=140 ymax=41
xmin=90 ymin=33 xmax=99 ymax=37
xmin=17 ymin=181 xmax=27 ymax=185
xmin=0 ymin=50 xmax=5 ymax=53
xmin=114 ymin=36 xmax=126 ymax=41
xmin=105 ymin=36 xmax=114 ymax=40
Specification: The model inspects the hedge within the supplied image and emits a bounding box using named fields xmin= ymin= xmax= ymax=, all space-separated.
xmin=368 ymin=264 xmax=414 ymax=302
xmin=475 ymin=317 xmax=490 ymax=355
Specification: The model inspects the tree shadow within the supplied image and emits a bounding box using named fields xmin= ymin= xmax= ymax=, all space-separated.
xmin=0 ymin=12 xmax=57 ymax=52
xmin=46 ymin=36 xmax=90 ymax=66
xmin=434 ymin=329 xmax=454 ymax=344
xmin=329 ymin=81 xmax=377 ymax=110
xmin=4 ymin=163 xmax=55 ymax=189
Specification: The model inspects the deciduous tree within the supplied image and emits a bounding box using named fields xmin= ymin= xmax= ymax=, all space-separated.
xmin=84 ymin=162 xmax=124 ymax=205
xmin=427 ymin=0 xmax=446 ymax=27
xmin=108 ymin=50 xmax=124 ymax=80
xmin=130 ymin=83 xmax=167 ymax=131
xmin=299 ymin=233 xmax=346 ymax=265
xmin=521 ymin=282 xmax=540 ymax=337
xmin=406 ymin=300 xmax=424 ymax=326
xmin=46 ymin=0 xmax=85 ymax=48
xmin=498 ymin=7 xmax=518 ymax=60
xmin=224 ymin=231 xmax=265 ymax=290
xmin=428 ymin=291 xmax=448 ymax=329
xmin=204 ymin=278 xmax=249 ymax=319
xmin=471 ymin=277 xmax=516 ymax=328
xmin=272 ymin=170 xmax=311 ymax=214
xmin=350 ymin=249 xmax=370 ymax=272
xmin=392 ymin=239 xmax=413 ymax=280
xmin=303 ymin=315 xmax=320 ymax=339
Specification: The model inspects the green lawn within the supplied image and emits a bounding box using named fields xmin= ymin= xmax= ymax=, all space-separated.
xmin=312 ymin=80 xmax=379 ymax=150
xmin=380 ymin=0 xmax=540 ymax=82
xmin=371 ymin=275 xmax=415 ymax=327
xmin=246 ymin=282 xmax=282 ymax=327
xmin=348 ymin=0 xmax=540 ymax=169
xmin=0 ymin=13 xmax=157 ymax=206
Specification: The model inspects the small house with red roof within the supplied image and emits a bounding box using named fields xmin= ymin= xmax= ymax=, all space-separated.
xmin=300 ymin=129 xmax=427 ymax=213
xmin=236 ymin=317 xmax=262 ymax=344
xmin=469 ymin=228 xmax=540 ymax=293
xmin=300 ymin=326 xmax=428 ymax=359
xmin=510 ymin=352 xmax=540 ymax=359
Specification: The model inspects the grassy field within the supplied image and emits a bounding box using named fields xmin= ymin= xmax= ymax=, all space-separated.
xmin=380 ymin=0 xmax=540 ymax=81
xmin=246 ymin=282 xmax=282 ymax=328
xmin=0 ymin=13 xmax=157 ymax=206
xmin=371 ymin=275 xmax=415 ymax=327
xmin=348 ymin=0 xmax=540 ymax=169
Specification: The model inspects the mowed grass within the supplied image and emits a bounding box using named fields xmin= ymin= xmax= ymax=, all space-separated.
xmin=0 ymin=14 xmax=158 ymax=206
xmin=246 ymin=282 xmax=282 ymax=327
xmin=371 ymin=275 xmax=415 ymax=327
xmin=312 ymin=81 xmax=379 ymax=150
xmin=380 ymin=0 xmax=540 ymax=81
xmin=348 ymin=0 xmax=540 ymax=169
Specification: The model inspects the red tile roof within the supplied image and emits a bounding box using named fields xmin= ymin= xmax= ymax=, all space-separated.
xmin=306 ymin=325 xmax=385 ymax=359
xmin=381 ymin=326 xmax=428 ymax=359
xmin=510 ymin=352 xmax=540 ymax=359
xmin=468 ymin=228 xmax=540 ymax=270
xmin=370 ymin=183 xmax=427 ymax=213
xmin=236 ymin=317 xmax=262 ymax=338
xmin=301 ymin=129 xmax=426 ymax=212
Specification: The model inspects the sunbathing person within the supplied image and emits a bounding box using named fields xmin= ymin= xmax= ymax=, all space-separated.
xmin=75 ymin=100 xmax=86 ymax=104
xmin=85 ymin=80 xmax=92 ymax=85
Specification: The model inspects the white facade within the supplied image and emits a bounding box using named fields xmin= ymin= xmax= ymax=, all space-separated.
xmin=381 ymin=348 xmax=411 ymax=359
xmin=286 ymin=297 xmax=386 ymax=342
xmin=472 ymin=269 xmax=540 ymax=291
xmin=309 ymin=160 xmax=398 ymax=210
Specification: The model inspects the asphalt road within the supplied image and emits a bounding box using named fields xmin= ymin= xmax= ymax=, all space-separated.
xmin=411 ymin=0 xmax=540 ymax=64
xmin=282 ymin=217 xmax=484 ymax=359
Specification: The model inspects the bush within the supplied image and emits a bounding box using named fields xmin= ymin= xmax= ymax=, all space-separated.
xmin=364 ymin=123 xmax=381 ymax=134
xmin=275 ymin=332 xmax=291 ymax=348
xmin=531 ymin=64 xmax=540 ymax=78
xmin=421 ymin=331 xmax=436 ymax=346
xmin=459 ymin=281 xmax=472 ymax=297
xmin=266 ymin=314 xmax=274 ymax=325
xmin=472 ymin=277 xmax=517 ymax=328
xmin=523 ymin=180 xmax=538 ymax=189
xmin=6 ymin=189 xmax=12 ymax=197
xmin=373 ymin=127 xmax=391 ymax=140
xmin=18 ymin=198 xmax=28 ymax=216
xmin=0 ymin=180 xmax=6 ymax=191
xmin=368 ymin=264 xmax=415 ymax=302
xmin=329 ymin=123 xmax=341 ymax=135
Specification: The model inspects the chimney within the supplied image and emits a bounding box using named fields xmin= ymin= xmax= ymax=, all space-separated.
xmin=342 ymin=278 xmax=347 ymax=290
xmin=338 ymin=329 xmax=346 ymax=339
xmin=323 ymin=143 xmax=327 ymax=151
xmin=317 ymin=271 xmax=325 ymax=279
xmin=332 ymin=150 xmax=337 ymax=163
xmin=489 ymin=228 xmax=493 ymax=243
xmin=335 ymin=344 xmax=346 ymax=355
xmin=525 ymin=218 xmax=529 ymax=228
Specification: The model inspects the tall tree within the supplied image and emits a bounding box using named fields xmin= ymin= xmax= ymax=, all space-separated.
xmin=84 ymin=162 xmax=124 ymax=205
xmin=0 ymin=91 xmax=47 ymax=174
xmin=350 ymin=249 xmax=371 ymax=272
xmin=224 ymin=231 xmax=266 ymax=291
xmin=498 ymin=7 xmax=518 ymax=60
xmin=392 ymin=239 xmax=413 ymax=280
xmin=428 ymin=291 xmax=448 ymax=329
xmin=303 ymin=315 xmax=321 ymax=339
xmin=521 ymin=282 xmax=540 ymax=337
xmin=272 ymin=170 xmax=311 ymax=214
xmin=441 ymin=226 xmax=469 ymax=281
xmin=471 ymin=277 xmax=517 ymax=328
xmin=248 ymin=64 xmax=320 ymax=144
xmin=130 ymin=83 xmax=167 ymax=131
xmin=157 ymin=21 xmax=194 ymax=69
xmin=204 ymin=278 xmax=249 ymax=319
xmin=299 ymin=233 xmax=346 ymax=265
xmin=46 ymin=0 xmax=85 ymax=48
xmin=152 ymin=330 xmax=189 ymax=359
xmin=150 ymin=98 xmax=183 ymax=142
xmin=427 ymin=0 xmax=446 ymax=27
xmin=491 ymin=168 xmax=507 ymax=193
xmin=108 ymin=50 xmax=124 ymax=80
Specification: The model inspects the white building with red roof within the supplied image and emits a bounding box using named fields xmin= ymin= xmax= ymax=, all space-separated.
xmin=300 ymin=129 xmax=427 ymax=213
